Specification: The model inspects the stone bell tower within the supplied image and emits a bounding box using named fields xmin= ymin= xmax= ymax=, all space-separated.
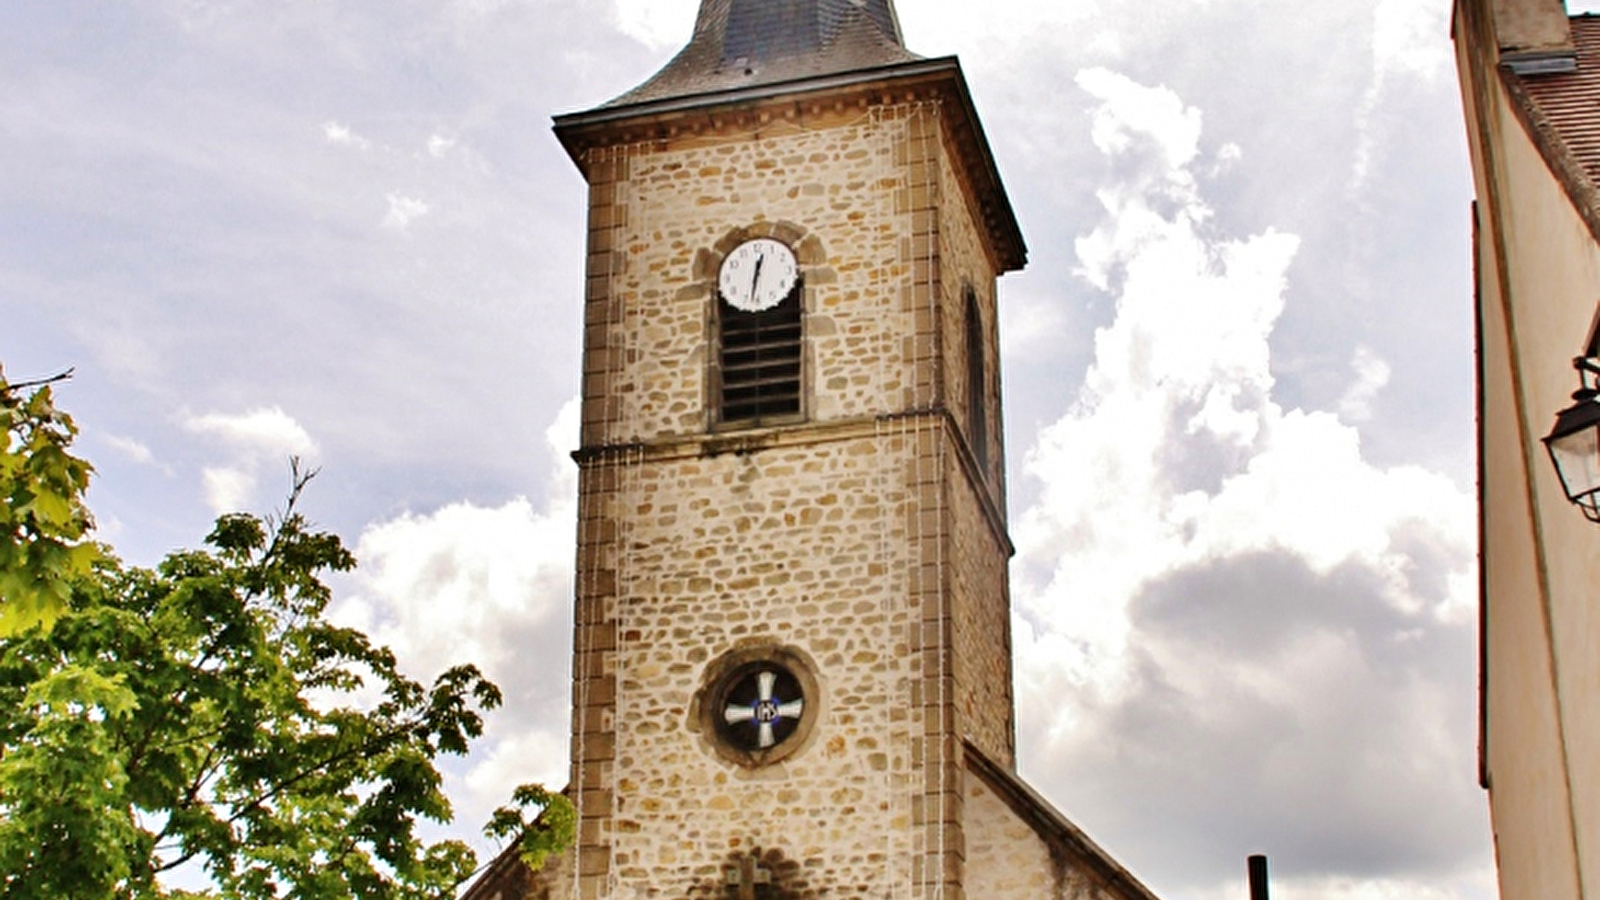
xmin=467 ymin=3 xmax=1163 ymax=899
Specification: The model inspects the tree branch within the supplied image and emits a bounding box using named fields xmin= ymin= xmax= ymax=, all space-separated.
xmin=2 ymin=367 xmax=75 ymax=394
xmin=151 ymin=715 xmax=423 ymax=875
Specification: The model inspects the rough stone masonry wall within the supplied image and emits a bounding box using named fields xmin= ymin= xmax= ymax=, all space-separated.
xmin=932 ymin=133 xmax=1016 ymax=771
xmin=597 ymin=433 xmax=926 ymax=899
xmin=945 ymin=444 xmax=1015 ymax=768
xmin=935 ymin=134 xmax=1006 ymax=507
xmin=561 ymin=89 xmax=1041 ymax=900
xmin=964 ymin=773 xmax=1061 ymax=899
xmin=568 ymin=102 xmax=982 ymax=900
xmin=578 ymin=104 xmax=929 ymax=449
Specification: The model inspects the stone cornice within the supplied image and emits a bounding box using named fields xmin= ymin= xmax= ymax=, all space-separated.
xmin=573 ymin=408 xmax=1016 ymax=557
xmin=553 ymin=56 xmax=1027 ymax=274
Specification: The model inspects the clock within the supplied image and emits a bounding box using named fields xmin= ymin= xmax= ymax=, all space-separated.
xmin=718 ymin=238 xmax=798 ymax=312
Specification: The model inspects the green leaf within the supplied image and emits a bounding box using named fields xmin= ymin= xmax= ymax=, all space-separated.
xmin=25 ymin=664 xmax=139 ymax=719
xmin=486 ymin=784 xmax=575 ymax=874
xmin=0 ymin=377 xmax=97 ymax=635
xmin=0 ymin=378 xmax=554 ymax=899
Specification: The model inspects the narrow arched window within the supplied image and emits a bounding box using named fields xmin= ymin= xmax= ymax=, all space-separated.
xmin=964 ymin=286 xmax=988 ymax=472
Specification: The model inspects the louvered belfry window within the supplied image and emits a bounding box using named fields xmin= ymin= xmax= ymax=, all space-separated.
xmin=964 ymin=287 xmax=989 ymax=472
xmin=718 ymin=284 xmax=802 ymax=424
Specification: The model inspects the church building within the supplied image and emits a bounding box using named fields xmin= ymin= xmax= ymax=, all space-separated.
xmin=467 ymin=2 xmax=1163 ymax=897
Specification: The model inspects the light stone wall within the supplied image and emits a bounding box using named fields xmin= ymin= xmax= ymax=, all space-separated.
xmin=947 ymin=446 xmax=1015 ymax=767
xmin=566 ymin=94 xmax=1023 ymax=900
xmin=963 ymin=772 xmax=1127 ymax=900
xmin=571 ymin=425 xmax=951 ymax=898
xmin=581 ymin=105 xmax=941 ymax=449
xmin=936 ymin=137 xmax=1006 ymax=507
xmin=619 ymin=437 xmax=920 ymax=897
xmin=966 ymin=775 xmax=1065 ymax=899
xmin=933 ymin=139 xmax=1015 ymax=768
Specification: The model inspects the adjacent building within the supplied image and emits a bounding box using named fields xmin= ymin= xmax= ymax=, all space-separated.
xmin=1455 ymin=1 xmax=1600 ymax=897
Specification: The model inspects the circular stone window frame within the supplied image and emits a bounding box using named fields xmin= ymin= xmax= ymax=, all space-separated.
xmin=690 ymin=643 xmax=822 ymax=769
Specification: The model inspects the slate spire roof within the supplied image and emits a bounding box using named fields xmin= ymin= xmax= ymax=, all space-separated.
xmin=601 ymin=0 xmax=918 ymax=109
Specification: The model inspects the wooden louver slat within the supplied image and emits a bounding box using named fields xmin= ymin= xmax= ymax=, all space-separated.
xmin=719 ymin=288 xmax=802 ymax=423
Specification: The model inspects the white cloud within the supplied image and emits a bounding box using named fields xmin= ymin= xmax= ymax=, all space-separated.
xmin=462 ymin=726 xmax=570 ymax=815
xmin=1338 ymin=346 xmax=1391 ymax=423
xmin=1012 ymin=67 xmax=1483 ymax=894
xmin=1351 ymin=0 xmax=1451 ymax=190
xmin=184 ymin=406 xmax=316 ymax=456
xmin=382 ymin=192 xmax=430 ymax=230
xmin=332 ymin=398 xmax=580 ymax=832
xmin=104 ymin=433 xmax=156 ymax=465
xmin=1210 ymin=141 xmax=1243 ymax=177
xmin=997 ymin=293 xmax=1073 ymax=364
xmin=1179 ymin=866 xmax=1497 ymax=900
xmin=339 ymin=494 xmax=572 ymax=676
xmin=901 ymin=0 xmax=1095 ymax=56
xmin=426 ymin=134 xmax=457 ymax=158
xmin=184 ymin=407 xmax=318 ymax=514
xmin=611 ymin=0 xmax=698 ymax=49
xmin=1371 ymin=0 xmax=1451 ymax=83
xmin=1073 ymin=70 xmax=1211 ymax=293
xmin=200 ymin=465 xmax=255 ymax=513
xmin=1079 ymin=67 xmax=1202 ymax=174
xmin=340 ymin=398 xmax=578 ymax=679
xmin=322 ymin=120 xmax=371 ymax=150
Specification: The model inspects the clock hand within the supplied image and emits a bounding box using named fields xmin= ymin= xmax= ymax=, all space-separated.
xmin=750 ymin=254 xmax=764 ymax=304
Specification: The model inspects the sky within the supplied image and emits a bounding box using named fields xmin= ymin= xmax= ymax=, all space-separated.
xmin=5 ymin=0 xmax=1561 ymax=898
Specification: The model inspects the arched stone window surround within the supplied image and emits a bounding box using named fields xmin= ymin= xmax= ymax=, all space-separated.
xmin=689 ymin=641 xmax=824 ymax=769
xmin=698 ymin=222 xmax=830 ymax=431
xmin=963 ymin=282 xmax=989 ymax=474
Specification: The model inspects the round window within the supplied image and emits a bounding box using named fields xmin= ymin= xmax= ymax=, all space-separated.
xmin=715 ymin=663 xmax=805 ymax=752
xmin=695 ymin=644 xmax=820 ymax=767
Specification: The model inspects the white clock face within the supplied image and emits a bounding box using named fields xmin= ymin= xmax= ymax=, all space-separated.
xmin=718 ymin=238 xmax=798 ymax=312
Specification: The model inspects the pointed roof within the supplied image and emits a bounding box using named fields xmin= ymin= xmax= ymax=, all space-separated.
xmin=552 ymin=0 xmax=1027 ymax=273
xmin=602 ymin=0 xmax=918 ymax=108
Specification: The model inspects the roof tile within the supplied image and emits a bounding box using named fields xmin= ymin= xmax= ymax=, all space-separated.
xmin=1514 ymin=16 xmax=1600 ymax=200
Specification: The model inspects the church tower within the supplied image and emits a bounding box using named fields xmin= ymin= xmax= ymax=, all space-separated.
xmin=467 ymin=3 xmax=1162 ymax=899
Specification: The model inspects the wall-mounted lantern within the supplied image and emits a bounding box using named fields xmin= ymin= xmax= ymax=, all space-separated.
xmin=1543 ymin=356 xmax=1600 ymax=522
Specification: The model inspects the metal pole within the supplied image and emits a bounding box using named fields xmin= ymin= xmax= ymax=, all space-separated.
xmin=1248 ymin=854 xmax=1269 ymax=900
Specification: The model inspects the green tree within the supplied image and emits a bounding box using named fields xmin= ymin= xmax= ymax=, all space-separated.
xmin=0 ymin=373 xmax=571 ymax=899
xmin=0 ymin=369 xmax=104 ymax=635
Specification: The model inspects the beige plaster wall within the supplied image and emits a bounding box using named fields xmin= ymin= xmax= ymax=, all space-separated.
xmin=1460 ymin=12 xmax=1600 ymax=897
